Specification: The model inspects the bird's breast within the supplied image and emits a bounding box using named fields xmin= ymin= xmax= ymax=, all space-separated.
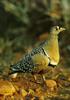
xmin=43 ymin=35 xmax=60 ymax=65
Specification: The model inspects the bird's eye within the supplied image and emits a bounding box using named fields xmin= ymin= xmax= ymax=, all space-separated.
xmin=56 ymin=26 xmax=59 ymax=30
xmin=56 ymin=27 xmax=58 ymax=30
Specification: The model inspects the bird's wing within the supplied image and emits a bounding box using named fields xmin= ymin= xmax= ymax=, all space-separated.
xmin=32 ymin=53 xmax=49 ymax=71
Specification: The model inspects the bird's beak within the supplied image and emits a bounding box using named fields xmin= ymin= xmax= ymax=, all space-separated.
xmin=60 ymin=27 xmax=66 ymax=32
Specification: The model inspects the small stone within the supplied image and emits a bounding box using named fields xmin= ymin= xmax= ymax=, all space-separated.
xmin=28 ymin=89 xmax=35 ymax=96
xmin=21 ymin=89 xmax=27 ymax=97
xmin=0 ymin=80 xmax=16 ymax=96
xmin=45 ymin=80 xmax=57 ymax=91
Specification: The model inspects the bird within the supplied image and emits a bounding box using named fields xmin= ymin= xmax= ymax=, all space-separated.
xmin=9 ymin=26 xmax=65 ymax=78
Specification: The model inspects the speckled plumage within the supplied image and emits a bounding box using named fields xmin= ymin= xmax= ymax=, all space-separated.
xmin=10 ymin=44 xmax=47 ymax=74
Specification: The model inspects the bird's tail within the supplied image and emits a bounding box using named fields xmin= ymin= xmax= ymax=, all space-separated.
xmin=9 ymin=63 xmax=23 ymax=75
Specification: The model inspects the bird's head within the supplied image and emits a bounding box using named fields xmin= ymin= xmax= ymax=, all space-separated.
xmin=50 ymin=26 xmax=65 ymax=35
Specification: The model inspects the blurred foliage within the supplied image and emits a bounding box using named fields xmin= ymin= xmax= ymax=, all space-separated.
xmin=0 ymin=0 xmax=69 ymax=37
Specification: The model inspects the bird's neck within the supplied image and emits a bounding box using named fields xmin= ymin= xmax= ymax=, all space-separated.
xmin=45 ymin=33 xmax=59 ymax=48
xmin=43 ymin=33 xmax=60 ymax=65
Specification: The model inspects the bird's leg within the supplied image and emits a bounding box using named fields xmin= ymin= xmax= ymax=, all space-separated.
xmin=42 ymin=75 xmax=46 ymax=81
xmin=32 ymin=73 xmax=45 ymax=85
xmin=23 ymin=73 xmax=42 ymax=85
